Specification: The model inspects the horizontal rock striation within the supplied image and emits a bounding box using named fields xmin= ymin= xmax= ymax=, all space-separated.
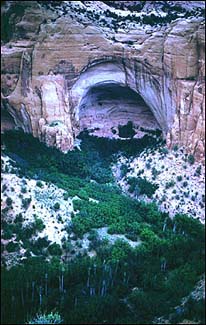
xmin=1 ymin=1 xmax=205 ymax=161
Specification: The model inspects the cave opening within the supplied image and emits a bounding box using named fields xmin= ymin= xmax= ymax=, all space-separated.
xmin=78 ymin=83 xmax=161 ymax=138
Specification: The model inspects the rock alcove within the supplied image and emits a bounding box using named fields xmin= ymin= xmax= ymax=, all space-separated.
xmin=1 ymin=0 xmax=205 ymax=160
xmin=77 ymin=83 xmax=161 ymax=138
xmin=70 ymin=60 xmax=170 ymax=142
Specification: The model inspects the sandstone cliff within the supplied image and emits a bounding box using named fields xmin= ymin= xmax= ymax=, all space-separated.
xmin=1 ymin=1 xmax=205 ymax=161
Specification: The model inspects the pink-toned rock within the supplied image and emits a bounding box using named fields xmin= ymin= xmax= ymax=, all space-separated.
xmin=1 ymin=1 xmax=205 ymax=161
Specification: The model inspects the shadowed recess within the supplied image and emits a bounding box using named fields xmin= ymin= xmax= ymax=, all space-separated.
xmin=78 ymin=83 xmax=161 ymax=138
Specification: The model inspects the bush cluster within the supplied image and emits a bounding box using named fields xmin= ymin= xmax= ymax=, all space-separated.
xmin=127 ymin=176 xmax=158 ymax=198
xmin=1 ymin=129 xmax=205 ymax=325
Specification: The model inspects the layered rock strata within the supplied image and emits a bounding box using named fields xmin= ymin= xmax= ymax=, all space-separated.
xmin=1 ymin=1 xmax=205 ymax=161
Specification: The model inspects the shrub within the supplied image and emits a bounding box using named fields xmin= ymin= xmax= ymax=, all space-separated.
xmin=76 ymin=240 xmax=82 ymax=248
xmin=2 ymin=184 xmax=7 ymax=192
xmin=78 ymin=189 xmax=88 ymax=200
xmin=127 ymin=177 xmax=158 ymax=198
xmin=151 ymin=167 xmax=159 ymax=178
xmin=177 ymin=175 xmax=182 ymax=182
xmin=120 ymin=164 xmax=129 ymax=178
xmin=34 ymin=217 xmax=45 ymax=232
xmin=161 ymin=195 xmax=166 ymax=202
xmin=108 ymin=222 xmax=127 ymax=234
xmin=87 ymin=229 xmax=99 ymax=241
xmin=3 ymin=226 xmax=13 ymax=240
xmin=6 ymin=197 xmax=12 ymax=206
xmin=199 ymin=202 xmax=204 ymax=208
xmin=118 ymin=121 xmax=135 ymax=138
xmin=47 ymin=243 xmax=62 ymax=256
xmin=21 ymin=186 xmax=27 ymax=193
xmin=146 ymin=162 xmax=151 ymax=169
xmin=27 ymin=312 xmax=63 ymax=324
xmin=166 ymin=180 xmax=175 ymax=189
xmin=188 ymin=154 xmax=195 ymax=165
xmin=194 ymin=166 xmax=201 ymax=176
xmin=125 ymin=233 xmax=138 ymax=241
xmin=63 ymin=192 xmax=70 ymax=200
xmin=35 ymin=236 xmax=50 ymax=248
xmin=110 ymin=239 xmax=131 ymax=262
xmin=24 ymin=250 xmax=31 ymax=258
xmin=6 ymin=242 xmax=19 ymax=253
xmin=22 ymin=197 xmax=31 ymax=209
xmin=54 ymin=202 xmax=60 ymax=211
xmin=36 ymin=181 xmax=43 ymax=188
xmin=57 ymin=215 xmax=63 ymax=223
xmin=14 ymin=213 xmax=23 ymax=223
xmin=62 ymin=241 xmax=73 ymax=252
xmin=173 ymin=144 xmax=178 ymax=151
xmin=20 ymin=225 xmax=36 ymax=240
xmin=184 ymin=192 xmax=189 ymax=198
xmin=161 ymin=147 xmax=169 ymax=155
xmin=139 ymin=227 xmax=157 ymax=242
xmin=182 ymin=181 xmax=188 ymax=187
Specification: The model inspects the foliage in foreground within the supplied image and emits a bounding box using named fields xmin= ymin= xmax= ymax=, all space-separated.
xmin=27 ymin=312 xmax=63 ymax=324
xmin=1 ymin=130 xmax=205 ymax=324
xmin=1 ymin=211 xmax=205 ymax=324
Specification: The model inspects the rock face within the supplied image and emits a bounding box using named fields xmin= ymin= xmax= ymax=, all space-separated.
xmin=1 ymin=1 xmax=205 ymax=161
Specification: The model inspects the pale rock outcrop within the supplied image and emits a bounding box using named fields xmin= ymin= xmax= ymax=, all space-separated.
xmin=38 ymin=118 xmax=73 ymax=153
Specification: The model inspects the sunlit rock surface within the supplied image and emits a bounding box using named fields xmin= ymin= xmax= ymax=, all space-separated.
xmin=1 ymin=1 xmax=205 ymax=161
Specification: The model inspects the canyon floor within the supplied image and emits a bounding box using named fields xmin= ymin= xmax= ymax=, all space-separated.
xmin=1 ymin=130 xmax=205 ymax=324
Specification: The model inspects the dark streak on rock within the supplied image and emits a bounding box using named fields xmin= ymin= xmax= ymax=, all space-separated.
xmin=53 ymin=60 xmax=78 ymax=89
xmin=21 ymin=52 xmax=32 ymax=97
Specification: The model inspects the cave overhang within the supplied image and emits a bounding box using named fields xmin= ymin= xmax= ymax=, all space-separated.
xmin=70 ymin=59 xmax=174 ymax=137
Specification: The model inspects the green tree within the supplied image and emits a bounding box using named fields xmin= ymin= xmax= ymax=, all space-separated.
xmin=47 ymin=243 xmax=62 ymax=256
xmin=110 ymin=239 xmax=131 ymax=262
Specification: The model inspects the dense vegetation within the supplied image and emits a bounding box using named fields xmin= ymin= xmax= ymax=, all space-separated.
xmin=2 ymin=129 xmax=162 ymax=183
xmin=37 ymin=1 xmax=205 ymax=35
xmin=1 ymin=130 xmax=205 ymax=324
xmin=1 ymin=213 xmax=205 ymax=324
xmin=81 ymin=2 xmax=205 ymax=30
xmin=102 ymin=1 xmax=205 ymax=25
xmin=1 ymin=1 xmax=26 ymax=43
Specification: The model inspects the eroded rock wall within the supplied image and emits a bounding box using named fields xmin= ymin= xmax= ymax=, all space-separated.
xmin=1 ymin=1 xmax=205 ymax=161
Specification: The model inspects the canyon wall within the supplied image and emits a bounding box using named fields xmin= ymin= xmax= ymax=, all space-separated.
xmin=1 ymin=1 xmax=205 ymax=160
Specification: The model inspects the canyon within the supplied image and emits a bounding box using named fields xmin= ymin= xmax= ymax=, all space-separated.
xmin=1 ymin=3 xmax=205 ymax=324
xmin=1 ymin=1 xmax=205 ymax=161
